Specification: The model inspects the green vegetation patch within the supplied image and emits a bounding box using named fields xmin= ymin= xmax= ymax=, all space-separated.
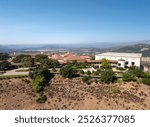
xmin=0 ymin=74 xmax=28 ymax=79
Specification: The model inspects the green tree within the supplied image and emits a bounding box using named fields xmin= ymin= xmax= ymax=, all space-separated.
xmin=32 ymin=75 xmax=45 ymax=93
xmin=21 ymin=57 xmax=33 ymax=68
xmin=0 ymin=53 xmax=9 ymax=60
xmin=49 ymin=59 xmax=60 ymax=68
xmin=35 ymin=54 xmax=48 ymax=62
xmin=29 ymin=66 xmax=53 ymax=103
xmin=0 ymin=61 xmax=11 ymax=71
xmin=13 ymin=54 xmax=31 ymax=63
xmin=101 ymin=58 xmax=111 ymax=70
xmin=100 ymin=69 xmax=117 ymax=84
xmin=60 ymin=65 xmax=78 ymax=78
xmin=29 ymin=66 xmax=52 ymax=82
xmin=35 ymin=54 xmax=60 ymax=68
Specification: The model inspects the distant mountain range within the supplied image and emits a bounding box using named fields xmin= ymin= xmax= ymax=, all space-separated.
xmin=110 ymin=43 xmax=150 ymax=57
xmin=0 ymin=40 xmax=150 ymax=56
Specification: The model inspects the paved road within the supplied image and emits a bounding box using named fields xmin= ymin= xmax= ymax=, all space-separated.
xmin=0 ymin=68 xmax=29 ymax=76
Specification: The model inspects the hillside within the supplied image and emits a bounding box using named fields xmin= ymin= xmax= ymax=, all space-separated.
xmin=0 ymin=76 xmax=150 ymax=110
xmin=111 ymin=43 xmax=150 ymax=57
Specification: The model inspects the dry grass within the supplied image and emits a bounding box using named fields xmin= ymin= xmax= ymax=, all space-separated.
xmin=0 ymin=75 xmax=150 ymax=110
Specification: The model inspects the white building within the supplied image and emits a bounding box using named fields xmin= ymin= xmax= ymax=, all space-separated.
xmin=95 ymin=52 xmax=142 ymax=68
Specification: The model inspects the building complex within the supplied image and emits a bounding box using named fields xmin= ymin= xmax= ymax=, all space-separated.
xmin=95 ymin=52 xmax=142 ymax=68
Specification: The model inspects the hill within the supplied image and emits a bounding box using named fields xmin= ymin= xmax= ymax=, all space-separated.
xmin=111 ymin=43 xmax=150 ymax=57
xmin=0 ymin=76 xmax=150 ymax=110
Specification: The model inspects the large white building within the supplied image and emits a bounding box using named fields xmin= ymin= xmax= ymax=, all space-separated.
xmin=95 ymin=52 xmax=142 ymax=68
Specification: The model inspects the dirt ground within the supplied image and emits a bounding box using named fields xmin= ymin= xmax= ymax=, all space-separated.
xmin=0 ymin=75 xmax=150 ymax=110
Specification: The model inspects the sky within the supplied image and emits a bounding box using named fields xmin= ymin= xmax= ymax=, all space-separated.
xmin=0 ymin=0 xmax=150 ymax=44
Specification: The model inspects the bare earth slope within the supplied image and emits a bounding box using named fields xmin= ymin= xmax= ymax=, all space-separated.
xmin=0 ymin=76 xmax=150 ymax=110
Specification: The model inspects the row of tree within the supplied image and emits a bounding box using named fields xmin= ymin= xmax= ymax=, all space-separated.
xmin=13 ymin=54 xmax=60 ymax=68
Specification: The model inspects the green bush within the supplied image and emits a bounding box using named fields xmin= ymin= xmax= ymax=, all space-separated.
xmin=94 ymin=79 xmax=98 ymax=83
xmin=86 ymin=70 xmax=91 ymax=75
xmin=82 ymin=76 xmax=91 ymax=82
xmin=80 ymin=70 xmax=84 ymax=74
xmin=32 ymin=75 xmax=45 ymax=93
xmin=128 ymin=66 xmax=144 ymax=78
xmin=36 ymin=94 xmax=47 ymax=103
xmin=93 ymin=71 xmax=99 ymax=75
xmin=100 ymin=70 xmax=117 ymax=84
xmin=29 ymin=66 xmax=52 ymax=93
xmin=60 ymin=65 xmax=78 ymax=78
xmin=141 ymin=78 xmax=150 ymax=86
xmin=82 ymin=76 xmax=92 ymax=85
xmin=122 ymin=72 xmax=135 ymax=82
xmin=141 ymin=72 xmax=150 ymax=86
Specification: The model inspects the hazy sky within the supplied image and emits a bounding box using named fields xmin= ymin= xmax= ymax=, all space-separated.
xmin=0 ymin=0 xmax=150 ymax=44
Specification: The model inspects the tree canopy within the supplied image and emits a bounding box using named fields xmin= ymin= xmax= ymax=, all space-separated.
xmin=35 ymin=54 xmax=60 ymax=68
xmin=0 ymin=53 xmax=9 ymax=60
xmin=0 ymin=61 xmax=11 ymax=71
xmin=100 ymin=58 xmax=111 ymax=70
xmin=13 ymin=54 xmax=32 ymax=63
xmin=60 ymin=65 xmax=78 ymax=78
xmin=21 ymin=57 xmax=33 ymax=68
xmin=29 ymin=66 xmax=52 ymax=103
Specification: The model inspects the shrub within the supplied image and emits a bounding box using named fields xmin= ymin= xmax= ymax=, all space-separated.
xmin=116 ymin=67 xmax=126 ymax=71
xmin=82 ymin=76 xmax=91 ymax=82
xmin=128 ymin=66 xmax=144 ymax=78
xmin=36 ymin=94 xmax=47 ymax=103
xmin=86 ymin=70 xmax=91 ymax=75
xmin=82 ymin=76 xmax=92 ymax=85
xmin=29 ymin=66 xmax=51 ymax=103
xmin=122 ymin=72 xmax=135 ymax=82
xmin=24 ymin=79 xmax=30 ymax=84
xmin=52 ymin=68 xmax=57 ymax=72
xmin=93 ymin=71 xmax=99 ymax=75
xmin=100 ymin=70 xmax=117 ymax=84
xmin=60 ymin=65 xmax=78 ymax=78
xmin=32 ymin=75 xmax=45 ymax=93
xmin=80 ymin=70 xmax=84 ymax=74
xmin=94 ymin=79 xmax=98 ymax=83
xmin=97 ymin=69 xmax=102 ymax=73
xmin=141 ymin=78 xmax=150 ymax=86
xmin=141 ymin=72 xmax=150 ymax=86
